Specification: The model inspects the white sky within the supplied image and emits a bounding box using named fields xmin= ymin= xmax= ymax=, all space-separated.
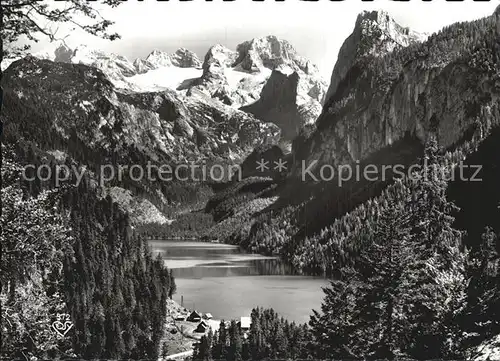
xmin=27 ymin=0 xmax=499 ymax=78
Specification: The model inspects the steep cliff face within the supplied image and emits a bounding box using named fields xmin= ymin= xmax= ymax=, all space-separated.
xmin=241 ymin=64 xmax=326 ymax=142
xmin=241 ymin=67 xmax=309 ymax=141
xmin=294 ymin=10 xmax=500 ymax=176
xmin=325 ymin=10 xmax=428 ymax=104
xmin=186 ymin=44 xmax=239 ymax=103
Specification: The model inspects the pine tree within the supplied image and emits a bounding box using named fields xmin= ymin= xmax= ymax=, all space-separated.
xmin=356 ymin=201 xmax=413 ymax=359
xmin=309 ymin=269 xmax=363 ymax=359
xmin=161 ymin=342 xmax=169 ymax=359
xmin=196 ymin=335 xmax=211 ymax=361
xmin=404 ymin=137 xmax=467 ymax=359
xmin=206 ymin=329 xmax=214 ymax=361
xmin=168 ymin=269 xmax=177 ymax=299
xmin=463 ymin=227 xmax=500 ymax=348
xmin=219 ymin=319 xmax=228 ymax=360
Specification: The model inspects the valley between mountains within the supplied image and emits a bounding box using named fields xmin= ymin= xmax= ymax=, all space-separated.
xmin=2 ymin=6 xmax=499 ymax=361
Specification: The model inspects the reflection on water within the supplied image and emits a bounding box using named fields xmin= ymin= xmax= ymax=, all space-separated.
xmin=149 ymin=240 xmax=328 ymax=324
xmin=171 ymin=258 xmax=300 ymax=278
xmin=150 ymin=240 xmax=300 ymax=278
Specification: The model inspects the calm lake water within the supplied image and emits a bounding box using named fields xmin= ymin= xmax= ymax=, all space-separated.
xmin=149 ymin=240 xmax=328 ymax=325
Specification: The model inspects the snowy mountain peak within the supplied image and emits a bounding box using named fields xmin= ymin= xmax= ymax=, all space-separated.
xmin=235 ymin=35 xmax=303 ymax=73
xmin=145 ymin=49 xmax=172 ymax=68
xmin=51 ymin=43 xmax=137 ymax=83
xmin=204 ymin=44 xmax=238 ymax=68
xmin=171 ymin=48 xmax=202 ymax=68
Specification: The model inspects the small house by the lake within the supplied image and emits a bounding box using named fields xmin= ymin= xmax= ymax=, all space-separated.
xmin=187 ymin=310 xmax=202 ymax=322
xmin=203 ymin=313 xmax=213 ymax=320
xmin=174 ymin=314 xmax=185 ymax=321
xmin=239 ymin=317 xmax=251 ymax=331
xmin=195 ymin=321 xmax=208 ymax=333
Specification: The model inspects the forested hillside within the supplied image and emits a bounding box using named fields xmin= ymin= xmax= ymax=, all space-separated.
xmin=1 ymin=138 xmax=175 ymax=359
xmin=194 ymin=138 xmax=499 ymax=360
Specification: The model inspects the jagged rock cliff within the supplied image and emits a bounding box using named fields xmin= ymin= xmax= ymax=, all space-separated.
xmin=171 ymin=48 xmax=203 ymax=68
xmin=215 ymin=8 xmax=500 ymax=261
xmin=53 ymin=44 xmax=138 ymax=84
xmin=134 ymin=48 xmax=202 ymax=74
xmin=187 ymin=36 xmax=327 ymax=114
xmin=2 ymin=38 xmax=325 ymax=140
xmin=325 ymin=10 xmax=428 ymax=103
xmin=294 ymin=9 xmax=500 ymax=176
xmin=241 ymin=67 xmax=301 ymax=141
xmin=186 ymin=44 xmax=241 ymax=103
xmin=133 ymin=49 xmax=172 ymax=74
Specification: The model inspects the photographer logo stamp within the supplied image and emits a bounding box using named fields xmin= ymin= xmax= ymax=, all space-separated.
xmin=51 ymin=313 xmax=73 ymax=338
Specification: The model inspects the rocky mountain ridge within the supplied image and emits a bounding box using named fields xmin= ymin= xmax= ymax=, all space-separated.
xmin=4 ymin=55 xmax=280 ymax=163
xmin=187 ymin=36 xmax=327 ymax=107
xmin=134 ymin=48 xmax=203 ymax=74
xmin=2 ymin=36 xmax=327 ymax=144
xmin=294 ymin=9 xmax=500 ymax=176
xmin=1 ymin=36 xmax=328 ymax=141
xmin=325 ymin=10 xmax=428 ymax=103
xmin=186 ymin=36 xmax=327 ymax=140
xmin=2 ymin=56 xmax=280 ymax=221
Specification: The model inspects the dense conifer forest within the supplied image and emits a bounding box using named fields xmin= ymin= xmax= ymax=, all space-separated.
xmin=1 ymin=139 xmax=176 ymax=360
xmin=193 ymin=307 xmax=312 ymax=361
xmin=194 ymin=139 xmax=499 ymax=360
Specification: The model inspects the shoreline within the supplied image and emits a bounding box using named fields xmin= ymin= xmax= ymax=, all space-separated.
xmin=162 ymin=298 xmax=225 ymax=357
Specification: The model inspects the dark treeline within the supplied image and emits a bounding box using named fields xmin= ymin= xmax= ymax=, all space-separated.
xmin=193 ymin=307 xmax=311 ymax=361
xmin=195 ymin=138 xmax=499 ymax=360
xmin=297 ymin=138 xmax=498 ymax=358
xmin=136 ymin=212 xmax=215 ymax=239
xmin=1 ymin=138 xmax=176 ymax=360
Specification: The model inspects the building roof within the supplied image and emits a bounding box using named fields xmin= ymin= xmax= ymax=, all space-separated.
xmin=204 ymin=313 xmax=213 ymax=318
xmin=195 ymin=322 xmax=208 ymax=332
xmin=187 ymin=310 xmax=202 ymax=321
xmin=240 ymin=317 xmax=251 ymax=329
